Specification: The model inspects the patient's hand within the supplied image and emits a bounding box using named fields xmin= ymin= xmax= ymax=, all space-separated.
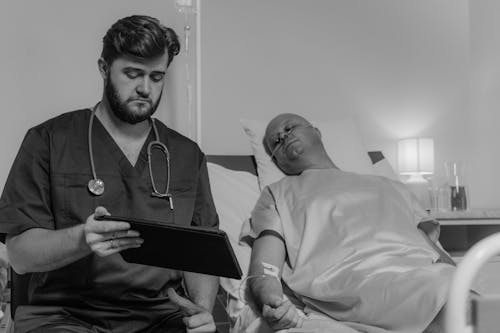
xmin=262 ymin=296 xmax=302 ymax=331
xmin=167 ymin=288 xmax=216 ymax=333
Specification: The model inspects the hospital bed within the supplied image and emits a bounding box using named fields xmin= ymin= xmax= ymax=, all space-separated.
xmin=206 ymin=153 xmax=500 ymax=333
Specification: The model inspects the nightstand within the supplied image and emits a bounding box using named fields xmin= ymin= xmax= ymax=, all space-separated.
xmin=434 ymin=209 xmax=500 ymax=294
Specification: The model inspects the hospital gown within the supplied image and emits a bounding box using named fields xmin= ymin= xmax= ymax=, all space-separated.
xmin=0 ymin=109 xmax=218 ymax=332
xmin=241 ymin=168 xmax=455 ymax=333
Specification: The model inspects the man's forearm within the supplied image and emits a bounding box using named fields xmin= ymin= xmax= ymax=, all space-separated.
xmin=247 ymin=234 xmax=287 ymax=310
xmin=6 ymin=225 xmax=91 ymax=274
xmin=249 ymin=275 xmax=284 ymax=309
xmin=183 ymin=271 xmax=219 ymax=311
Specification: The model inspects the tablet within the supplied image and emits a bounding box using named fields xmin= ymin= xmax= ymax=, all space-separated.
xmin=95 ymin=215 xmax=242 ymax=279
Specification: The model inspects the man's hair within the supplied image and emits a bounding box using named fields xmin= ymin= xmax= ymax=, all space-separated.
xmin=101 ymin=15 xmax=180 ymax=67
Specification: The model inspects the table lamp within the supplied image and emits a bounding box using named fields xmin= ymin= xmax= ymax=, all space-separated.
xmin=398 ymin=138 xmax=434 ymax=209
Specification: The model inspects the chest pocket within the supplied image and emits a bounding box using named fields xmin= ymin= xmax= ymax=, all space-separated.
xmin=53 ymin=173 xmax=128 ymax=228
xmin=168 ymin=177 xmax=197 ymax=226
xmin=170 ymin=177 xmax=196 ymax=195
xmin=51 ymin=173 xmax=96 ymax=228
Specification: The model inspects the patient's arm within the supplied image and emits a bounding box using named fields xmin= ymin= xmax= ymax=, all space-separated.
xmin=248 ymin=234 xmax=301 ymax=330
xmin=248 ymin=234 xmax=286 ymax=307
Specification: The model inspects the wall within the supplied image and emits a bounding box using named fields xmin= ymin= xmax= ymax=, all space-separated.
xmin=201 ymin=0 xmax=474 ymax=202
xmin=0 ymin=0 xmax=195 ymax=193
xmin=468 ymin=0 xmax=500 ymax=208
xmin=3 ymin=1 xmax=496 ymax=208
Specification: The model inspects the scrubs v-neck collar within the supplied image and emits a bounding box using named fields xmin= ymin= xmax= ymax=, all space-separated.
xmin=91 ymin=112 xmax=153 ymax=177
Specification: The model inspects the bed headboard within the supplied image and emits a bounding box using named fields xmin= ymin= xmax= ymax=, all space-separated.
xmin=206 ymin=151 xmax=393 ymax=178
xmin=206 ymin=155 xmax=257 ymax=175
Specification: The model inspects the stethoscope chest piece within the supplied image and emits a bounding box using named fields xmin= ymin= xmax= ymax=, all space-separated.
xmin=88 ymin=178 xmax=105 ymax=196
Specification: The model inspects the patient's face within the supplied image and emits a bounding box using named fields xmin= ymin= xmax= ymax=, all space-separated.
xmin=265 ymin=114 xmax=318 ymax=174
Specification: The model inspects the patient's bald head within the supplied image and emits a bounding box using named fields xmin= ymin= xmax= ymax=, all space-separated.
xmin=264 ymin=113 xmax=335 ymax=175
xmin=264 ymin=113 xmax=311 ymax=154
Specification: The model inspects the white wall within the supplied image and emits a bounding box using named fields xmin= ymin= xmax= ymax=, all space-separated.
xmin=468 ymin=0 xmax=500 ymax=208
xmin=201 ymin=0 xmax=473 ymax=201
xmin=3 ymin=1 xmax=498 ymax=209
xmin=0 ymin=0 xmax=195 ymax=193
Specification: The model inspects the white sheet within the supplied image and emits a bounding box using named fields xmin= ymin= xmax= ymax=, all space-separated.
xmin=233 ymin=305 xmax=362 ymax=333
xmin=207 ymin=162 xmax=260 ymax=320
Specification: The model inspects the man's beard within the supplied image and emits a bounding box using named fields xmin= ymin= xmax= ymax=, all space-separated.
xmin=105 ymin=78 xmax=162 ymax=124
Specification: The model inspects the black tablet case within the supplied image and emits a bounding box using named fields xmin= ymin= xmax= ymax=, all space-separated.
xmin=96 ymin=215 xmax=242 ymax=279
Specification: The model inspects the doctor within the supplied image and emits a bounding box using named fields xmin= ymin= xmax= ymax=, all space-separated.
xmin=0 ymin=15 xmax=219 ymax=332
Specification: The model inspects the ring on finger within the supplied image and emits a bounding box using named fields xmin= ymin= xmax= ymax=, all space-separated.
xmin=109 ymin=239 xmax=117 ymax=249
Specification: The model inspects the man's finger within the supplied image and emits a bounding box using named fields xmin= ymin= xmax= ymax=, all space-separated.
xmin=94 ymin=206 xmax=109 ymax=218
xmin=89 ymin=220 xmax=131 ymax=233
xmin=267 ymin=295 xmax=284 ymax=308
xmin=262 ymin=304 xmax=279 ymax=321
xmin=272 ymin=300 xmax=294 ymax=321
xmin=263 ymin=299 xmax=289 ymax=321
xmin=278 ymin=304 xmax=300 ymax=328
xmin=167 ymin=288 xmax=202 ymax=316
xmin=104 ymin=229 xmax=141 ymax=240
xmin=183 ymin=311 xmax=213 ymax=329
xmin=186 ymin=322 xmax=216 ymax=333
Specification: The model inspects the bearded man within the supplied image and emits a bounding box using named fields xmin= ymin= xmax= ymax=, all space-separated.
xmin=0 ymin=15 xmax=219 ymax=333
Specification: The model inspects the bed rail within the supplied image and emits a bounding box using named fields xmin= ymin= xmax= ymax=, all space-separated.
xmin=446 ymin=232 xmax=500 ymax=333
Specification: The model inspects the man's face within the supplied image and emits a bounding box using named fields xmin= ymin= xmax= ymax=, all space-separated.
xmin=265 ymin=114 xmax=318 ymax=175
xmin=104 ymin=53 xmax=169 ymax=124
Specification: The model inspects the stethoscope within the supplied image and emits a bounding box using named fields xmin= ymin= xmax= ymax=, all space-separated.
xmin=87 ymin=105 xmax=174 ymax=210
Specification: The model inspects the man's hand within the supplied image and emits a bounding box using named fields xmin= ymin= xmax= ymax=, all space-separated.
xmin=167 ymin=288 xmax=216 ymax=333
xmin=262 ymin=296 xmax=302 ymax=331
xmin=84 ymin=207 xmax=143 ymax=257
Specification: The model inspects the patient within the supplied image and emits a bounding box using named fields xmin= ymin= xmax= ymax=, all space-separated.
xmin=239 ymin=113 xmax=456 ymax=333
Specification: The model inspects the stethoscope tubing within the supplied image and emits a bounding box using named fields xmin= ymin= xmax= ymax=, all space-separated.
xmin=87 ymin=105 xmax=173 ymax=208
xmin=88 ymin=106 xmax=100 ymax=184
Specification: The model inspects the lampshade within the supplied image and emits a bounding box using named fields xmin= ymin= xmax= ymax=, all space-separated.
xmin=398 ymin=138 xmax=434 ymax=175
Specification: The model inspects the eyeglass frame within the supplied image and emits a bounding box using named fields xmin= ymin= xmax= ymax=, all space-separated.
xmin=269 ymin=124 xmax=315 ymax=160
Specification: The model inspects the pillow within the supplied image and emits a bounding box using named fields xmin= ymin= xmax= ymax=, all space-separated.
xmin=240 ymin=117 xmax=374 ymax=189
xmin=207 ymin=162 xmax=260 ymax=301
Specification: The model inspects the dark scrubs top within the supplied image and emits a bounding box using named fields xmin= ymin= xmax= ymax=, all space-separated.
xmin=0 ymin=109 xmax=219 ymax=332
